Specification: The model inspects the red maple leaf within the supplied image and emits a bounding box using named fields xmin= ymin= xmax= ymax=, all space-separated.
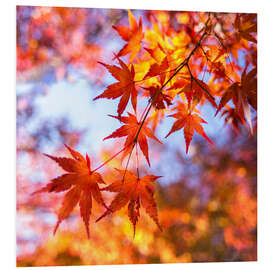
xmin=234 ymin=14 xmax=257 ymax=43
xmin=178 ymin=78 xmax=217 ymax=109
xmin=96 ymin=169 xmax=162 ymax=237
xmin=221 ymin=106 xmax=248 ymax=133
xmin=143 ymin=85 xmax=172 ymax=110
xmin=104 ymin=113 xmax=162 ymax=166
xmin=32 ymin=145 xmax=107 ymax=238
xmin=93 ymin=58 xmax=137 ymax=116
xmin=165 ymin=101 xmax=213 ymax=153
xmin=215 ymin=67 xmax=257 ymax=132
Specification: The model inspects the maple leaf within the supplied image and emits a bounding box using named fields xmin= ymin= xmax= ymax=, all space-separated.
xmin=178 ymin=78 xmax=217 ymax=109
xmin=96 ymin=169 xmax=162 ymax=237
xmin=221 ymin=106 xmax=247 ymax=133
xmin=32 ymin=144 xmax=107 ymax=238
xmin=167 ymin=77 xmax=189 ymax=95
xmin=144 ymin=44 xmax=167 ymax=63
xmin=113 ymin=10 xmax=144 ymax=61
xmin=104 ymin=113 xmax=162 ymax=166
xmin=165 ymin=101 xmax=213 ymax=153
xmin=204 ymin=44 xmax=226 ymax=63
xmin=215 ymin=67 xmax=257 ymax=133
xmin=143 ymin=57 xmax=169 ymax=82
xmin=143 ymin=46 xmax=169 ymax=84
xmin=143 ymin=85 xmax=172 ymax=110
xmin=93 ymin=58 xmax=137 ymax=116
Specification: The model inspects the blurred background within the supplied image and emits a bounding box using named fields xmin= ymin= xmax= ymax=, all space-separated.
xmin=16 ymin=6 xmax=257 ymax=266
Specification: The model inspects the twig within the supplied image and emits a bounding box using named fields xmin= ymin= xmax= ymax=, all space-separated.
xmin=91 ymin=143 xmax=132 ymax=173
xmin=135 ymin=143 xmax=140 ymax=179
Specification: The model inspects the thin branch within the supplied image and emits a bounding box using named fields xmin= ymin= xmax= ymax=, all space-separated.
xmin=135 ymin=143 xmax=140 ymax=179
xmin=121 ymin=143 xmax=135 ymax=184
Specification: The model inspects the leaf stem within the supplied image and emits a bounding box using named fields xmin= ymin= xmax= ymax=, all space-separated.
xmin=121 ymin=143 xmax=135 ymax=184
xmin=135 ymin=143 xmax=140 ymax=179
xmin=91 ymin=143 xmax=131 ymax=173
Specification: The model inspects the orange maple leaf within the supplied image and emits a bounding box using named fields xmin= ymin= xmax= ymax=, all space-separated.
xmin=165 ymin=102 xmax=213 ymax=153
xmin=96 ymin=169 xmax=162 ymax=237
xmin=143 ymin=43 xmax=182 ymax=87
xmin=144 ymin=44 xmax=167 ymax=63
xmin=143 ymin=57 xmax=169 ymax=80
xmin=143 ymin=46 xmax=169 ymax=84
xmin=33 ymin=144 xmax=107 ymax=238
xmin=113 ymin=10 xmax=144 ymax=61
xmin=93 ymin=58 xmax=137 ymax=116
xmin=104 ymin=113 xmax=162 ymax=166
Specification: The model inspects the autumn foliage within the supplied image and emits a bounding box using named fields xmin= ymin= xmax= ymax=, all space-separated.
xmin=17 ymin=6 xmax=257 ymax=266
xmin=33 ymin=144 xmax=107 ymax=238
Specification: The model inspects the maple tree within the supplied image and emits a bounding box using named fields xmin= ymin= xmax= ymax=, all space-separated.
xmin=17 ymin=6 xmax=257 ymax=265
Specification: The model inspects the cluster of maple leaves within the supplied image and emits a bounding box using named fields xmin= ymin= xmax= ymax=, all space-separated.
xmin=33 ymin=10 xmax=257 ymax=238
xmin=33 ymin=144 xmax=161 ymax=238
